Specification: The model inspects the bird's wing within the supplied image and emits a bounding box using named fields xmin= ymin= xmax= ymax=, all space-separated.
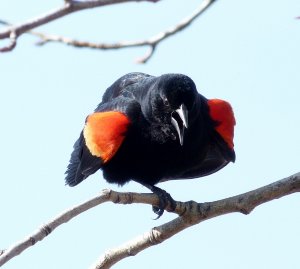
xmin=66 ymin=73 xmax=148 ymax=187
xmin=65 ymin=131 xmax=103 ymax=186
xmin=65 ymin=107 xmax=133 ymax=187
xmin=177 ymin=129 xmax=236 ymax=180
xmin=179 ymin=145 xmax=230 ymax=179
xmin=159 ymin=144 xmax=230 ymax=183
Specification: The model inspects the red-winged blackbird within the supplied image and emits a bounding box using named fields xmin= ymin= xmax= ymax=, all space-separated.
xmin=66 ymin=73 xmax=235 ymax=216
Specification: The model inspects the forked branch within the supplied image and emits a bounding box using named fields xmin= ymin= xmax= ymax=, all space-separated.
xmin=0 ymin=0 xmax=162 ymax=39
xmin=33 ymin=0 xmax=217 ymax=63
xmin=90 ymin=172 xmax=300 ymax=268
xmin=0 ymin=0 xmax=217 ymax=62
xmin=0 ymin=172 xmax=299 ymax=268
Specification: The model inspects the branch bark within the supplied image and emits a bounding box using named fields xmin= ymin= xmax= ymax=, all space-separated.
xmin=0 ymin=190 xmax=162 ymax=266
xmin=90 ymin=172 xmax=300 ymax=268
xmin=0 ymin=172 xmax=299 ymax=268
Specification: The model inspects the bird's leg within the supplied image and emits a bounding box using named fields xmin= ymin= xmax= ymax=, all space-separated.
xmin=142 ymin=184 xmax=176 ymax=219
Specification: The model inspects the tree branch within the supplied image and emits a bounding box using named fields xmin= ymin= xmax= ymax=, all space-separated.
xmin=0 ymin=31 xmax=16 ymax=52
xmin=91 ymin=172 xmax=300 ymax=269
xmin=0 ymin=0 xmax=161 ymax=50
xmin=35 ymin=0 xmax=217 ymax=63
xmin=0 ymin=190 xmax=164 ymax=267
xmin=0 ymin=0 xmax=217 ymax=62
xmin=0 ymin=172 xmax=299 ymax=268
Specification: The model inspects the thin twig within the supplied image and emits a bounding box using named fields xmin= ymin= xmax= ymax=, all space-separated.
xmin=0 ymin=31 xmax=17 ymax=52
xmin=0 ymin=0 xmax=217 ymax=62
xmin=0 ymin=20 xmax=16 ymax=51
xmin=0 ymin=0 xmax=162 ymax=52
xmin=32 ymin=0 xmax=216 ymax=63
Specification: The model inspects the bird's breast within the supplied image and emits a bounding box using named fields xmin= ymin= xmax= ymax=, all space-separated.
xmin=102 ymin=122 xmax=209 ymax=185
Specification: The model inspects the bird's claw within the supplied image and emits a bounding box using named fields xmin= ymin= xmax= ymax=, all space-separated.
xmin=152 ymin=205 xmax=164 ymax=219
xmin=144 ymin=185 xmax=176 ymax=219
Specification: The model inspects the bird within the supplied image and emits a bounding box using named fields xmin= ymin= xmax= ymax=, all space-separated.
xmin=65 ymin=72 xmax=236 ymax=217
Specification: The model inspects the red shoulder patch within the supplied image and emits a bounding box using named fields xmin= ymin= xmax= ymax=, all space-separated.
xmin=207 ymin=99 xmax=236 ymax=149
xmin=83 ymin=111 xmax=131 ymax=163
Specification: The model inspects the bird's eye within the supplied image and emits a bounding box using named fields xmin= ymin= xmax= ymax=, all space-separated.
xmin=162 ymin=97 xmax=169 ymax=106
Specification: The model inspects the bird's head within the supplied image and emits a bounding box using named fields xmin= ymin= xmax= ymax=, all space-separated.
xmin=149 ymin=74 xmax=197 ymax=145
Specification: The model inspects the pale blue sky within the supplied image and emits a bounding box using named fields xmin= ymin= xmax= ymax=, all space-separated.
xmin=1 ymin=1 xmax=300 ymax=268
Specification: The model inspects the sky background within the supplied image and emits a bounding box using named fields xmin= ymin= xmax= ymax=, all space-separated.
xmin=1 ymin=0 xmax=300 ymax=268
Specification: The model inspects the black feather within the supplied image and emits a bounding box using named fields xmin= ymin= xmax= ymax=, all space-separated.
xmin=65 ymin=72 xmax=235 ymax=189
xmin=65 ymin=132 xmax=102 ymax=186
xmin=65 ymin=132 xmax=84 ymax=186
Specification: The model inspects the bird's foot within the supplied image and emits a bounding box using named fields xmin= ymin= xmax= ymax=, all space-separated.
xmin=144 ymin=185 xmax=176 ymax=219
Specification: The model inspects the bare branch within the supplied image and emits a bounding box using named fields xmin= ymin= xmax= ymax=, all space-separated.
xmin=0 ymin=31 xmax=17 ymax=52
xmin=0 ymin=19 xmax=10 ymax=26
xmin=0 ymin=0 xmax=216 ymax=62
xmin=0 ymin=190 xmax=164 ymax=267
xmin=1 ymin=172 xmax=299 ymax=267
xmin=0 ymin=0 xmax=162 ymax=52
xmin=91 ymin=172 xmax=300 ymax=269
xmin=135 ymin=45 xmax=156 ymax=64
xmin=32 ymin=0 xmax=217 ymax=63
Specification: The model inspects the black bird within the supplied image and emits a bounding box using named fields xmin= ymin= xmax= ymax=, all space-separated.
xmin=65 ymin=73 xmax=236 ymax=217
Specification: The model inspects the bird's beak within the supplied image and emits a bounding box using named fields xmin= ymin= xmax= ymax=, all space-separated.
xmin=171 ymin=104 xmax=189 ymax=146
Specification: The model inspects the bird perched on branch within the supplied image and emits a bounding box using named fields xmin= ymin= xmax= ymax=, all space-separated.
xmin=65 ymin=73 xmax=236 ymax=217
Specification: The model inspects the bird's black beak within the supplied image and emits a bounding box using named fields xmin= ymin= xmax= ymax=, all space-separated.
xmin=171 ymin=104 xmax=188 ymax=146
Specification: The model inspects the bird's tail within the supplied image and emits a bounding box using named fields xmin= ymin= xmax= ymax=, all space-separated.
xmin=65 ymin=132 xmax=86 ymax=187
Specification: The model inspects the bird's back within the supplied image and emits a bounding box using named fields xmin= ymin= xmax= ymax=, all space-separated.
xmin=100 ymin=72 xmax=152 ymax=103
